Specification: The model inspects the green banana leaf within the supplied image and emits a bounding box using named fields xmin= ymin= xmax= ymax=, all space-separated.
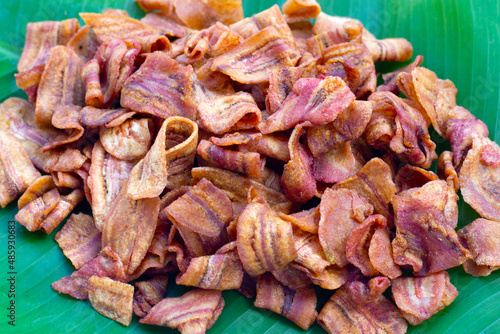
xmin=1 ymin=0 xmax=499 ymax=333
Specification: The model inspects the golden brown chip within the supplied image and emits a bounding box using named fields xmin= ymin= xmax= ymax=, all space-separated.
xmin=458 ymin=218 xmax=500 ymax=276
xmin=281 ymin=124 xmax=316 ymax=203
xmin=282 ymin=0 xmax=321 ymax=23
xmin=176 ymin=251 xmax=243 ymax=290
xmin=35 ymin=46 xmax=84 ymax=125
xmin=39 ymin=189 xmax=85 ymax=234
xmin=17 ymin=175 xmax=55 ymax=209
xmin=80 ymin=13 xmax=167 ymax=53
xmin=87 ymin=276 xmax=134 ymax=326
xmin=191 ymin=167 xmax=292 ymax=213
xmin=127 ymin=116 xmax=198 ymax=199
xmin=100 ymin=118 xmax=153 ymax=161
xmin=102 ymin=180 xmax=161 ymax=275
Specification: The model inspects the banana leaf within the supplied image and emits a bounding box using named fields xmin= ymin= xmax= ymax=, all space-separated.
xmin=0 ymin=0 xmax=499 ymax=333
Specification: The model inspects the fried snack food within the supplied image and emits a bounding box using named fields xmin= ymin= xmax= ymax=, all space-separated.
xmin=2 ymin=1 xmax=500 ymax=333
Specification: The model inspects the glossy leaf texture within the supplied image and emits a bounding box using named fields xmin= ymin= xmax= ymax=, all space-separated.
xmin=0 ymin=0 xmax=499 ymax=333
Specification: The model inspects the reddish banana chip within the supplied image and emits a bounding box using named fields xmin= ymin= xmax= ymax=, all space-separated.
xmin=459 ymin=136 xmax=500 ymax=221
xmin=121 ymin=52 xmax=197 ymax=120
xmin=52 ymin=246 xmax=126 ymax=300
xmin=55 ymin=213 xmax=101 ymax=269
xmin=236 ymin=196 xmax=297 ymax=276
xmin=458 ymin=218 xmax=500 ymax=277
xmin=101 ymin=180 xmax=161 ymax=275
xmin=87 ymin=276 xmax=134 ymax=326
xmin=392 ymin=271 xmax=458 ymax=326
xmin=318 ymin=188 xmax=373 ymax=267
xmin=255 ymin=273 xmax=317 ymax=330
xmin=133 ymin=276 xmax=169 ymax=318
xmin=139 ymin=289 xmax=225 ymax=333
xmin=317 ymin=277 xmax=407 ymax=334
xmin=127 ymin=116 xmax=198 ymax=199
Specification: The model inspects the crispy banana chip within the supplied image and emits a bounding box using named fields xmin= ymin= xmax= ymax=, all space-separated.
xmin=392 ymin=271 xmax=457 ymax=326
xmin=446 ymin=106 xmax=489 ymax=168
xmin=458 ymin=218 xmax=500 ymax=277
xmin=140 ymin=13 xmax=188 ymax=38
xmin=281 ymin=124 xmax=316 ymax=203
xmin=191 ymin=167 xmax=292 ymax=213
xmin=368 ymin=224 xmax=402 ymax=279
xmin=459 ymin=136 xmax=500 ymax=221
xmin=165 ymin=178 xmax=232 ymax=257
xmin=17 ymin=175 xmax=55 ymax=209
xmin=52 ymin=246 xmax=126 ymax=300
xmin=394 ymin=164 xmax=439 ymax=192
xmin=397 ymin=66 xmax=457 ymax=137
xmin=196 ymin=88 xmax=262 ymax=135
xmin=377 ymin=55 xmax=423 ymax=94
xmin=102 ymin=180 xmax=161 ymax=275
xmin=176 ymin=250 xmax=243 ymax=290
xmin=346 ymin=214 xmax=387 ymax=277
xmin=81 ymin=38 xmax=141 ymax=108
xmin=437 ymin=151 xmax=459 ymax=192
xmin=87 ymin=276 xmax=134 ymax=326
xmin=392 ymin=195 xmax=470 ymax=276
xmin=35 ymin=46 xmax=84 ymax=125
xmin=212 ymin=27 xmax=298 ymax=84
xmin=197 ymin=139 xmax=265 ymax=179
xmin=43 ymin=105 xmax=84 ymax=151
xmin=139 ymin=289 xmax=225 ymax=333
xmin=100 ymin=118 xmax=152 ymax=161
xmin=236 ymin=196 xmax=297 ymax=276
xmin=307 ymin=100 xmax=373 ymax=157
xmin=121 ymin=52 xmax=197 ymax=120
xmin=319 ymin=42 xmax=376 ymax=99
xmin=133 ymin=275 xmax=169 ymax=317
xmin=0 ymin=130 xmax=41 ymax=208
xmin=17 ymin=19 xmax=80 ymax=73
xmin=318 ymin=188 xmax=373 ymax=267
xmin=80 ymin=13 xmax=170 ymax=53
xmin=366 ymin=91 xmax=437 ymax=168
xmin=318 ymin=277 xmax=407 ymax=334
xmin=88 ymin=140 xmax=136 ymax=230
xmin=127 ymin=116 xmax=198 ymax=199
xmin=282 ymin=0 xmax=321 ymax=23
xmin=332 ymin=158 xmax=396 ymax=222
xmin=259 ymin=76 xmax=355 ymax=134
xmin=55 ymin=213 xmax=101 ymax=269
xmin=255 ymin=273 xmax=317 ymax=330
xmin=80 ymin=107 xmax=136 ymax=128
